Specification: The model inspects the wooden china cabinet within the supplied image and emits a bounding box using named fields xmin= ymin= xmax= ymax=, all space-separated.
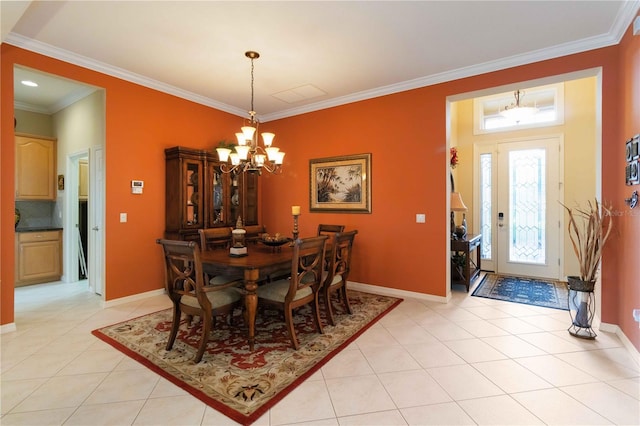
xmin=164 ymin=146 xmax=258 ymax=241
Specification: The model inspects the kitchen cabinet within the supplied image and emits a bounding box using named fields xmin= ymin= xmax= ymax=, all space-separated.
xmin=15 ymin=230 xmax=63 ymax=286
xmin=164 ymin=146 xmax=258 ymax=241
xmin=15 ymin=134 xmax=57 ymax=200
xmin=79 ymin=159 xmax=89 ymax=200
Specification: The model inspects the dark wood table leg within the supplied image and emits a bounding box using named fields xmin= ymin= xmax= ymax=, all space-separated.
xmin=243 ymin=268 xmax=259 ymax=351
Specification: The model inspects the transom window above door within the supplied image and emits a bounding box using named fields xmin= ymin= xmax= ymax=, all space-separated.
xmin=473 ymin=83 xmax=565 ymax=134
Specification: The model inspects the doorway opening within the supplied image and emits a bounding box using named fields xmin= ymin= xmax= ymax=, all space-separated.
xmin=447 ymin=69 xmax=602 ymax=304
xmin=13 ymin=65 xmax=106 ymax=313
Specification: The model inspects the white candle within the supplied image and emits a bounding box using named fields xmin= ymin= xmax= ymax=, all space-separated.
xmin=291 ymin=205 xmax=301 ymax=216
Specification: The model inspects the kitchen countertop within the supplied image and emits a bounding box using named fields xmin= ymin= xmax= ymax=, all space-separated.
xmin=15 ymin=227 xmax=63 ymax=233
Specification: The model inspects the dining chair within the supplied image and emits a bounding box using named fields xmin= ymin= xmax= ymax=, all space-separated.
xmin=256 ymin=235 xmax=328 ymax=349
xmin=317 ymin=224 xmax=345 ymax=236
xmin=317 ymin=224 xmax=346 ymax=270
xmin=198 ymin=228 xmax=243 ymax=286
xmin=156 ymin=238 xmax=242 ymax=363
xmin=322 ymin=230 xmax=358 ymax=326
xmin=243 ymin=224 xmax=266 ymax=244
xmin=199 ymin=227 xmax=233 ymax=250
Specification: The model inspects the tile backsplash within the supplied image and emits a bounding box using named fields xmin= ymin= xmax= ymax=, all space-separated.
xmin=15 ymin=200 xmax=58 ymax=229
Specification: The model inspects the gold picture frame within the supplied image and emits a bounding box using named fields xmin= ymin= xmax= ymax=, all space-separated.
xmin=309 ymin=153 xmax=371 ymax=213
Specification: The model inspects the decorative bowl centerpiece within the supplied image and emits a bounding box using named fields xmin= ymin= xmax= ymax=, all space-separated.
xmin=259 ymin=233 xmax=292 ymax=248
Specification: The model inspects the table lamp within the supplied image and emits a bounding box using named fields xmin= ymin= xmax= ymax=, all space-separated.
xmin=450 ymin=192 xmax=468 ymax=240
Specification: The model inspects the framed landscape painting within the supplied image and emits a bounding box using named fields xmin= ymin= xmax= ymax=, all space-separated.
xmin=309 ymin=153 xmax=371 ymax=213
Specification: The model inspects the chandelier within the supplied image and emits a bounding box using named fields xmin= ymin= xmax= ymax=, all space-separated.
xmin=499 ymin=90 xmax=538 ymax=123
xmin=216 ymin=51 xmax=285 ymax=174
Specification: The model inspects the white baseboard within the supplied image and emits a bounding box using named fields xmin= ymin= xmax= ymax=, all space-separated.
xmin=101 ymin=288 xmax=166 ymax=308
xmin=349 ymin=281 xmax=448 ymax=304
xmin=0 ymin=322 xmax=17 ymax=334
xmin=600 ymin=322 xmax=640 ymax=369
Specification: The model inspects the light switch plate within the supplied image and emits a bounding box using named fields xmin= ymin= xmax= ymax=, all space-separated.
xmin=120 ymin=213 xmax=127 ymax=223
xmin=416 ymin=213 xmax=426 ymax=223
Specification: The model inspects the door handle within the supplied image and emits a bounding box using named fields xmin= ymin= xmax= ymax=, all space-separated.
xmin=498 ymin=212 xmax=504 ymax=228
xmin=92 ymin=226 xmax=100 ymax=231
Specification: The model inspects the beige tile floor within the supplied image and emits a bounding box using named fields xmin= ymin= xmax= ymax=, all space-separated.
xmin=1 ymin=278 xmax=639 ymax=425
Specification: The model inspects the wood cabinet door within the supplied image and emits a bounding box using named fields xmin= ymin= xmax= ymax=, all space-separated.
xmin=243 ymin=172 xmax=259 ymax=225
xmin=16 ymin=231 xmax=62 ymax=285
xmin=16 ymin=135 xmax=56 ymax=200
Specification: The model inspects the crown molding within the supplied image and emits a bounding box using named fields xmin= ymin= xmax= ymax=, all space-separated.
xmin=6 ymin=33 xmax=247 ymax=118
xmin=612 ymin=0 xmax=640 ymax=40
xmin=6 ymin=0 xmax=639 ymax=122
xmin=48 ymin=86 xmax=98 ymax=114
xmin=262 ymin=29 xmax=626 ymax=122
xmin=17 ymin=86 xmax=99 ymax=115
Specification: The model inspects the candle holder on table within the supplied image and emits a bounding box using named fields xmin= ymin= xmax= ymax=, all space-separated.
xmin=292 ymin=214 xmax=299 ymax=243
xmin=291 ymin=205 xmax=301 ymax=245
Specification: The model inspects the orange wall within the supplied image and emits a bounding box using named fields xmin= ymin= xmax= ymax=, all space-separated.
xmin=1 ymin=44 xmax=241 ymax=325
xmin=1 ymin=34 xmax=638 ymax=350
xmin=607 ymin=17 xmax=640 ymax=347
xmin=263 ymin=47 xmax=621 ymax=292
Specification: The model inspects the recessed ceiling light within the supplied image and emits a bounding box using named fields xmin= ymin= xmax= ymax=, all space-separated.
xmin=21 ymin=80 xmax=38 ymax=87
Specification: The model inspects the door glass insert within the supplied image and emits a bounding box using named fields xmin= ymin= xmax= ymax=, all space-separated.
xmin=509 ymin=149 xmax=546 ymax=264
xmin=480 ymin=153 xmax=492 ymax=260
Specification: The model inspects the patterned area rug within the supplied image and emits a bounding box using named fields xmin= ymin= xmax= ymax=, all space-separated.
xmin=92 ymin=290 xmax=401 ymax=425
xmin=472 ymin=273 xmax=569 ymax=310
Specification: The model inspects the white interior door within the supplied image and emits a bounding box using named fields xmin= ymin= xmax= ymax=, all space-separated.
xmin=496 ymin=137 xmax=561 ymax=279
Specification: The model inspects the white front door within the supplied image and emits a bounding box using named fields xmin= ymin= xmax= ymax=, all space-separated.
xmin=477 ymin=136 xmax=562 ymax=279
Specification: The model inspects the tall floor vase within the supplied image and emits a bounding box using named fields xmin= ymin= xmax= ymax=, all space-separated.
xmin=567 ymin=276 xmax=597 ymax=339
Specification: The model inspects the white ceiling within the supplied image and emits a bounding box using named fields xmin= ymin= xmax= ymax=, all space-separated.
xmin=4 ymin=1 xmax=639 ymax=120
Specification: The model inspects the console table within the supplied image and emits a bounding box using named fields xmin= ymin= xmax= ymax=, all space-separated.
xmin=451 ymin=233 xmax=482 ymax=292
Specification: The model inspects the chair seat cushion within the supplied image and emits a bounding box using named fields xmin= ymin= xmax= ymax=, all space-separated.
xmin=209 ymin=275 xmax=241 ymax=286
xmin=321 ymin=270 xmax=342 ymax=287
xmin=181 ymin=287 xmax=242 ymax=309
xmin=257 ymin=279 xmax=312 ymax=303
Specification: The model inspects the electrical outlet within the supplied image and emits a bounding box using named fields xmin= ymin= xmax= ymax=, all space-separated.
xmin=120 ymin=213 xmax=127 ymax=223
xmin=416 ymin=213 xmax=426 ymax=223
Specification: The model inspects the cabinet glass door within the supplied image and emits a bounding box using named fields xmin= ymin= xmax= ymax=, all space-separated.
xmin=184 ymin=160 xmax=202 ymax=227
xmin=230 ymin=174 xmax=241 ymax=225
xmin=211 ymin=166 xmax=224 ymax=225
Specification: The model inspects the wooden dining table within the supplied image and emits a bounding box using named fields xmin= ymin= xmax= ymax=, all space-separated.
xmin=199 ymin=244 xmax=294 ymax=351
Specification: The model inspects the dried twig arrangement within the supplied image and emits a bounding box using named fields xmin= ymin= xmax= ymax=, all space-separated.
xmin=561 ymin=199 xmax=613 ymax=282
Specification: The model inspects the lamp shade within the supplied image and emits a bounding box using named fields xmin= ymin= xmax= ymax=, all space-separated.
xmin=450 ymin=192 xmax=468 ymax=211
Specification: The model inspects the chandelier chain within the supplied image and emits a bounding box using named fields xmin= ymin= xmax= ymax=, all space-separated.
xmin=250 ymin=56 xmax=255 ymax=117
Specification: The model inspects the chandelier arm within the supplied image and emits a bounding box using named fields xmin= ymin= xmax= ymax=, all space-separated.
xmin=218 ymin=163 xmax=239 ymax=174
xmin=261 ymin=163 xmax=283 ymax=174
